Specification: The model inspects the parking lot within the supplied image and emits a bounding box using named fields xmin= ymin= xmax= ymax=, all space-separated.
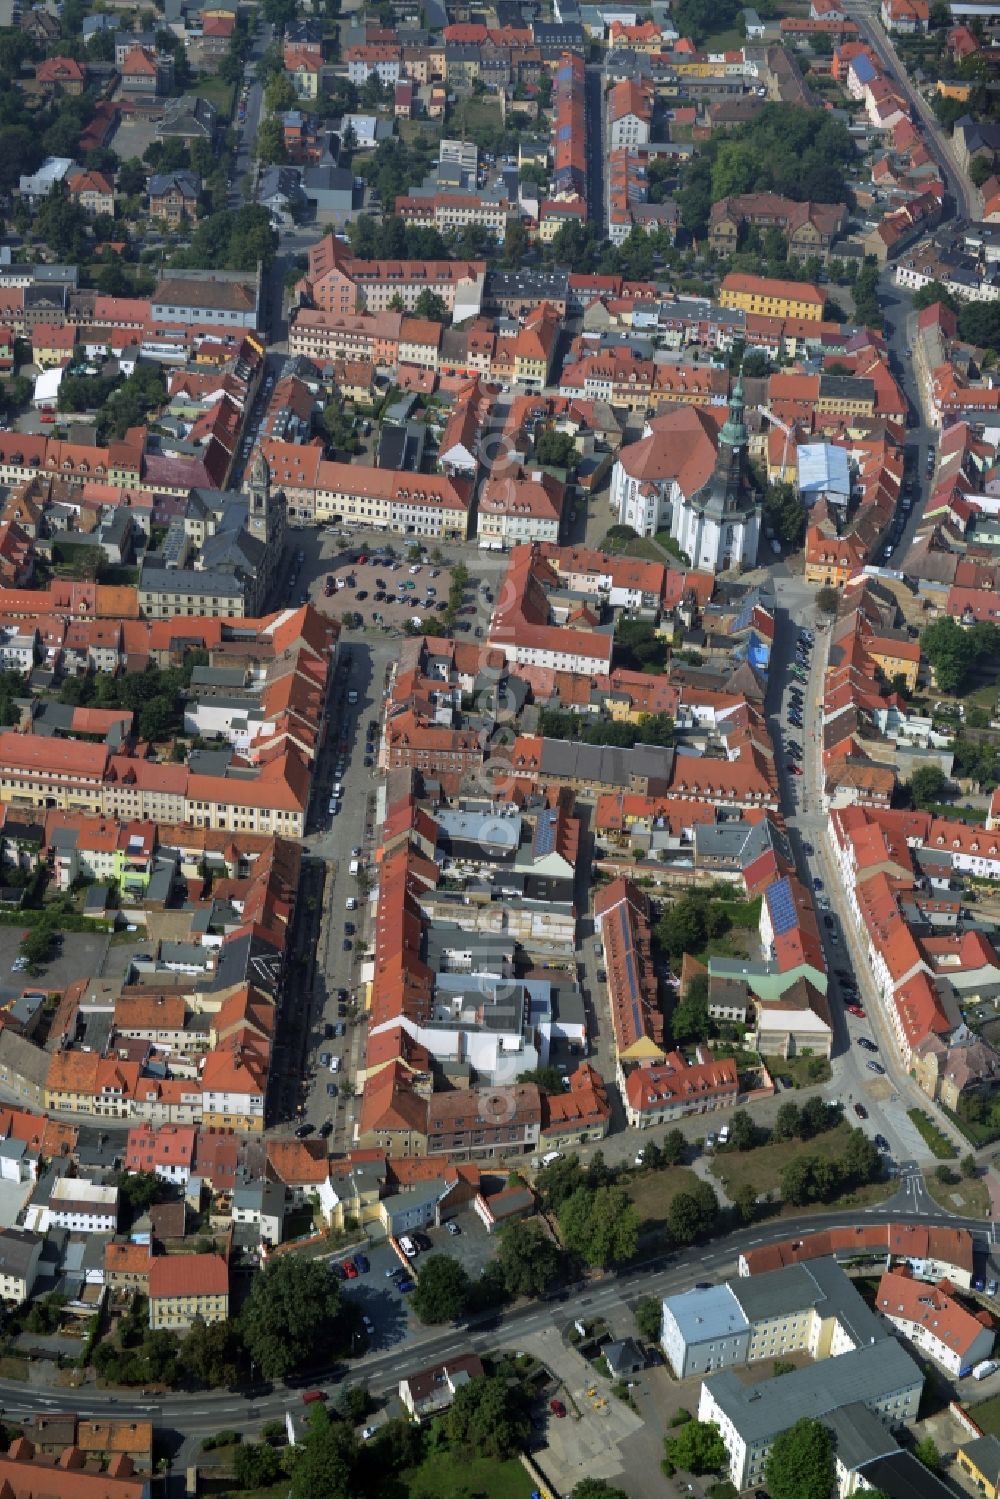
xmin=317 ymin=548 xmax=490 ymax=638
xmin=0 ymin=924 xmax=118 ymax=999
xmin=278 ymin=530 xmax=497 ymax=639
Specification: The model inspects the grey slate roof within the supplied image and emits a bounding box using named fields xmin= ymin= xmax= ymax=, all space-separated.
xmin=704 ymin=1340 xmax=921 ymax=1446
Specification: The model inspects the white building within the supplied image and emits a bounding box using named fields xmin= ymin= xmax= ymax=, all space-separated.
xmin=611 ymin=383 xmax=760 ymax=572
xmin=876 ymin=1270 xmax=994 ymax=1377
xmin=700 ymin=1341 xmax=922 ymax=1491
xmin=27 ymin=1175 xmax=119 ymax=1235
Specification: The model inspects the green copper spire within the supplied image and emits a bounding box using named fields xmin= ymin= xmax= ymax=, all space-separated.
xmin=719 ymin=371 xmax=747 ymax=450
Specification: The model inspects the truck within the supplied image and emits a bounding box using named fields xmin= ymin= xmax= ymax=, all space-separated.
xmin=349 ymin=859 xmax=360 ymax=875
xmin=973 ymin=1360 xmax=998 ymax=1380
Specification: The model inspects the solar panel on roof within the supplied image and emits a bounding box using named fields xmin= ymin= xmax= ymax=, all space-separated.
xmin=534 ymin=812 xmax=558 ymax=857
xmin=768 ymin=877 xmax=798 ymax=936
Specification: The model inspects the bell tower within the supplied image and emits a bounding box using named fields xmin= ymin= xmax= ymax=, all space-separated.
xmin=248 ymin=450 xmax=272 ymax=545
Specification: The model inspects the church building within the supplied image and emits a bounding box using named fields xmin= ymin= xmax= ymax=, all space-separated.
xmin=610 ymin=377 xmax=761 ymax=573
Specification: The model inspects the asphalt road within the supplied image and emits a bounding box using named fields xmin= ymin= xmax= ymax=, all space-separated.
xmin=7 ymin=1196 xmax=994 ymax=1442
xmin=842 ymin=0 xmax=977 ymax=222
xmin=765 ymin=574 xmax=968 ymax=1162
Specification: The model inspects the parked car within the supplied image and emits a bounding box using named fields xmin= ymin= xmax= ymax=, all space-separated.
xmin=857 ymin=1037 xmax=878 ymax=1052
xmin=854 ymin=1102 xmax=868 ymax=1119
xmin=867 ymin=1060 xmax=886 ymax=1075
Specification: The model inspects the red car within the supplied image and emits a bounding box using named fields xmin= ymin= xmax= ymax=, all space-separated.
xmin=342 ymin=1258 xmax=358 ymax=1279
xmin=787 ymin=763 xmax=802 ymax=775
xmin=847 ymin=1004 xmax=865 ymax=1018
xmin=549 ymin=1399 xmax=567 ymax=1418
xmin=357 ymin=553 xmax=368 ymax=564
xmin=40 ymin=414 xmax=54 ymax=423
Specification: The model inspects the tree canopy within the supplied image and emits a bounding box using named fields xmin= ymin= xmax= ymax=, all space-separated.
xmin=409 ymin=1254 xmax=471 ymax=1324
xmin=495 ymin=1220 xmax=564 ymax=1299
xmin=765 ymin=1417 xmax=834 ymax=1499
xmin=558 ymin=1184 xmax=640 ymax=1267
xmin=171 ymin=205 xmax=278 ymax=272
xmin=239 ymin=1256 xmax=348 ymax=1380
xmin=664 ymin=1417 xmax=727 ymax=1475
xmin=444 ymin=1374 xmax=530 ymax=1462
xmin=921 ymin=615 xmax=999 ymax=695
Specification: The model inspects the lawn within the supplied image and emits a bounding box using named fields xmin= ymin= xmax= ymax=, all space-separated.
xmin=397 ymin=1451 xmax=535 ymax=1499
xmin=763 ymin=1053 xmax=832 ymax=1089
xmin=698 ymin=25 xmax=745 ymax=48
xmin=709 ymin=1120 xmax=893 ymax=1212
xmin=625 ymin=1165 xmax=705 ymax=1232
xmin=447 ymin=96 xmax=503 ymax=138
xmin=186 ymin=74 xmax=235 ymax=116
xmin=907 ymin=1109 xmax=957 ymax=1160
xmin=967 ymin=1392 xmax=1000 ymax=1437
xmin=923 ymin=1170 xmax=991 ymax=1219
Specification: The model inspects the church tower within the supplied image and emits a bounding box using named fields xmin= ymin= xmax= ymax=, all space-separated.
xmin=670 ymin=370 xmax=761 ymax=573
xmin=247 ymin=449 xmax=286 ymax=608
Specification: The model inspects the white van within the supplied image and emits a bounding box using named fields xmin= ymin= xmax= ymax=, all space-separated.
xmin=346 ymin=897 xmax=358 ymax=911
xmin=349 ymin=859 xmax=360 ymax=875
xmin=540 ymin=1150 xmax=562 ymax=1167
xmin=329 ymin=1056 xmax=341 ymax=1073
xmin=399 ymin=1235 xmax=417 ymax=1258
xmin=332 ymin=782 xmax=343 ymax=796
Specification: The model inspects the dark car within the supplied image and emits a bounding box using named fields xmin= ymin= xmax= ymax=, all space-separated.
xmin=344 ymin=922 xmax=355 ymax=935
xmin=874 ymin=1134 xmax=889 ymax=1151
xmin=354 ymin=1253 xmax=370 ymax=1273
xmin=368 ymin=721 xmax=377 ymax=736
xmin=364 ymin=755 xmax=374 ymax=768
xmin=338 ymin=1003 xmax=347 ymax=1017
xmin=295 ymin=1122 xmax=315 ymax=1137
xmin=343 ymin=938 xmax=352 ymax=951
xmin=330 ymin=1261 xmax=347 ymax=1280
xmin=337 ymin=988 xmax=348 ymax=1002
xmin=319 ymin=1120 xmax=333 ymax=1137
xmin=857 ymin=1037 xmax=878 ymax=1052
xmin=867 ymin=1060 xmax=886 ymax=1075
xmin=324 ymin=1022 xmax=334 ymax=1040
xmin=854 ymin=1102 xmax=868 ymax=1119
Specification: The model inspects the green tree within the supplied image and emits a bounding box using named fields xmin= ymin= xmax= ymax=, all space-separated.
xmin=445 ymin=1374 xmax=529 ymax=1461
xmin=662 ymin=1128 xmax=686 ymax=1165
xmin=733 ymin=1182 xmax=759 ymax=1224
xmin=410 ymin=1254 xmax=470 ymax=1323
xmin=912 ymin=279 xmax=959 ymax=313
xmin=921 ymin=615 xmax=998 ymax=695
xmin=765 ymin=1418 xmax=834 ymax=1499
xmin=634 ymin=1297 xmax=663 ymax=1343
xmin=781 ymin=1153 xmax=838 ymax=1206
xmin=774 ymin=1101 xmax=801 ymax=1140
xmin=558 ymin=1185 xmax=640 ymax=1268
xmin=799 ymin=1095 xmax=833 ymax=1140
xmin=670 ymin=984 xmax=710 ymax=1045
xmin=764 ymin=480 xmax=806 ymax=547
xmin=667 ymin=1181 xmax=719 ymax=1246
xmin=234 ymin=1441 xmax=281 ymax=1489
xmin=572 ymin=1484 xmax=630 ymax=1499
xmin=536 ymin=1153 xmax=584 ymax=1211
xmin=915 ymin=1436 xmax=941 ymax=1472
xmin=726 ymin=1109 xmax=758 ymax=1151
xmin=289 ymin=1404 xmax=358 ymax=1499
xmin=909 ymin=764 xmax=947 ymax=809
xmin=255 ymin=114 xmax=287 ymax=164
xmin=961 ymin=1152 xmax=977 ymax=1178
xmin=413 ymin=288 xmax=448 ymax=322
xmin=841 ymin=1127 xmax=880 ymax=1187
xmin=495 ymin=1220 xmax=563 ymax=1299
xmin=239 ymin=1256 xmax=347 ymax=1381
xmin=117 ymin=1170 xmax=162 ymax=1213
xmin=534 ymin=427 xmax=577 ymax=470
xmin=958 ymin=301 xmax=1000 ymax=354
xmin=816 ymin=585 xmax=839 ymax=614
xmin=179 ymin=1315 xmax=241 ymax=1389
xmin=664 ymin=1418 xmax=727 ymax=1475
